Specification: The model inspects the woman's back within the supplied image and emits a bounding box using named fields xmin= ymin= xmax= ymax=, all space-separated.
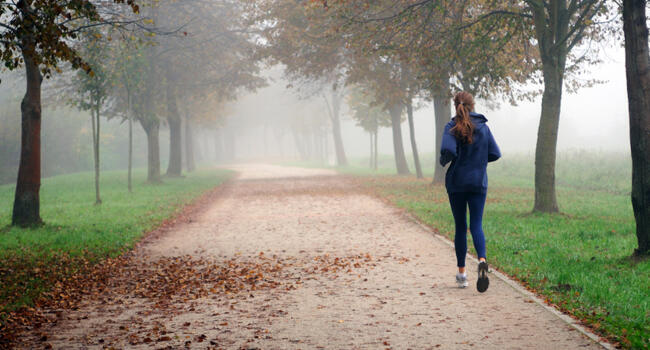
xmin=440 ymin=112 xmax=500 ymax=193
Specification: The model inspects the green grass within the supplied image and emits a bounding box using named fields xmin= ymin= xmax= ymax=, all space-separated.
xmin=296 ymin=150 xmax=632 ymax=194
xmin=0 ymin=168 xmax=233 ymax=315
xmin=330 ymin=152 xmax=647 ymax=349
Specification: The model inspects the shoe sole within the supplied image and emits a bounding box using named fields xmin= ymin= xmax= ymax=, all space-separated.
xmin=477 ymin=262 xmax=489 ymax=293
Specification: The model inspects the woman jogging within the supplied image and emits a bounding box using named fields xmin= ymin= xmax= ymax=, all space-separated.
xmin=440 ymin=91 xmax=501 ymax=293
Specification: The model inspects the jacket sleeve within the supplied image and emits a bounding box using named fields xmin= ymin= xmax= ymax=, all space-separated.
xmin=487 ymin=126 xmax=501 ymax=162
xmin=440 ymin=123 xmax=457 ymax=166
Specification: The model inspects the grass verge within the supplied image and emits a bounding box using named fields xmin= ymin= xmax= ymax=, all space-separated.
xmin=0 ymin=168 xmax=233 ymax=319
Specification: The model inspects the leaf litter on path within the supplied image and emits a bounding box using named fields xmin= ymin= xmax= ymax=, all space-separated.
xmin=2 ymin=249 xmax=386 ymax=349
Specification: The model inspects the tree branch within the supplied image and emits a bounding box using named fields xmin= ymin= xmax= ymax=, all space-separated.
xmin=456 ymin=9 xmax=533 ymax=31
xmin=343 ymin=0 xmax=434 ymax=24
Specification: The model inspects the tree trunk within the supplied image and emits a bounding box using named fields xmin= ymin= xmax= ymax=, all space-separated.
xmin=194 ymin=130 xmax=203 ymax=163
xmin=374 ymin=129 xmax=378 ymax=170
xmin=331 ymin=103 xmax=347 ymax=166
xmin=12 ymin=50 xmax=43 ymax=226
xmin=214 ymin=128 xmax=222 ymax=163
xmin=124 ymin=75 xmax=133 ymax=193
xmin=623 ymin=0 xmax=650 ymax=256
xmin=432 ymin=86 xmax=451 ymax=184
xmin=165 ymin=85 xmax=183 ymax=177
xmin=91 ymin=106 xmax=102 ymax=205
xmin=369 ymin=132 xmax=374 ymax=169
xmin=140 ymin=120 xmax=161 ymax=183
xmin=389 ymin=104 xmax=410 ymax=175
xmin=227 ymin=131 xmax=236 ymax=161
xmin=324 ymin=91 xmax=348 ymax=166
xmin=185 ymin=117 xmax=196 ymax=172
xmin=128 ymin=112 xmax=133 ymax=193
xmin=323 ymin=129 xmax=329 ymax=165
xmin=533 ymin=60 xmax=564 ymax=213
xmin=292 ymin=127 xmax=308 ymax=161
xmin=406 ymin=98 xmax=423 ymax=178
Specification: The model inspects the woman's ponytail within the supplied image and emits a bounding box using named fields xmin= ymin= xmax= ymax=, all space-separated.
xmin=451 ymin=91 xmax=475 ymax=144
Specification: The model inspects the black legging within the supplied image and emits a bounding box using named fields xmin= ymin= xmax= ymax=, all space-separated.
xmin=447 ymin=192 xmax=487 ymax=268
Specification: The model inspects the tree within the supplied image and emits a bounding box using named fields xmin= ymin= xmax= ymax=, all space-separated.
xmin=155 ymin=0 xmax=263 ymax=175
xmin=622 ymin=0 xmax=650 ymax=256
xmin=253 ymin=0 xmax=351 ymax=166
xmin=309 ymin=0 xmax=535 ymax=180
xmin=321 ymin=0 xmax=608 ymax=211
xmin=321 ymin=83 xmax=349 ymax=166
xmin=524 ymin=0 xmax=609 ymax=213
xmin=0 ymin=0 xmax=139 ymax=226
xmin=110 ymin=34 xmax=147 ymax=192
xmin=68 ymin=27 xmax=116 ymax=205
xmin=347 ymin=86 xmax=391 ymax=170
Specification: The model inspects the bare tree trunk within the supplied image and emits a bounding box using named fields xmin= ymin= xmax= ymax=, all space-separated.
xmin=432 ymin=85 xmax=451 ymax=184
xmin=128 ymin=111 xmax=133 ymax=193
xmin=214 ymin=128 xmax=222 ymax=163
xmin=374 ymin=129 xmax=378 ymax=170
xmin=533 ymin=61 xmax=564 ymax=213
xmin=406 ymin=98 xmax=423 ymax=178
xmin=312 ymin=126 xmax=319 ymax=163
xmin=389 ymin=104 xmax=410 ymax=175
xmin=12 ymin=50 xmax=43 ymax=227
xmin=140 ymin=119 xmax=161 ymax=183
xmin=91 ymin=106 xmax=102 ymax=205
xmin=323 ymin=90 xmax=348 ymax=166
xmin=624 ymin=0 xmax=650 ymax=256
xmin=166 ymin=84 xmax=183 ymax=177
xmin=323 ymin=129 xmax=329 ymax=164
xmin=530 ymin=2 xmax=570 ymax=213
xmin=185 ymin=116 xmax=196 ymax=172
xmin=123 ymin=71 xmax=133 ymax=193
xmin=292 ymin=127 xmax=309 ymax=161
xmin=227 ymin=131 xmax=236 ymax=161
xmin=369 ymin=132 xmax=373 ymax=168
xmin=194 ymin=130 xmax=203 ymax=163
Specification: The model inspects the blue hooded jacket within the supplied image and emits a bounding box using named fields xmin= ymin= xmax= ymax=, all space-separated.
xmin=440 ymin=112 xmax=501 ymax=193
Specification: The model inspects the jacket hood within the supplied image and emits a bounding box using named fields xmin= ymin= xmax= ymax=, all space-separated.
xmin=470 ymin=112 xmax=488 ymax=129
xmin=451 ymin=112 xmax=488 ymax=130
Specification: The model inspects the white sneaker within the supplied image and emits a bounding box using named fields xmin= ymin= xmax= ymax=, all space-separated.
xmin=456 ymin=273 xmax=468 ymax=288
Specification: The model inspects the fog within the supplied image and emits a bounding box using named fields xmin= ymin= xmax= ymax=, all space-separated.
xmin=225 ymin=45 xmax=630 ymax=164
xmin=0 ymin=1 xmax=633 ymax=186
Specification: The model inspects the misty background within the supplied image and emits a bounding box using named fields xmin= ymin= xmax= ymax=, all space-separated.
xmin=0 ymin=37 xmax=630 ymax=184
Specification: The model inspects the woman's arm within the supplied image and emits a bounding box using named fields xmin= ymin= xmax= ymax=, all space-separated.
xmin=440 ymin=123 xmax=457 ymax=166
xmin=487 ymin=126 xmax=501 ymax=162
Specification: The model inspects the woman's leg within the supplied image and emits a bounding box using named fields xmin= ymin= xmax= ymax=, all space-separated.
xmin=448 ymin=192 xmax=469 ymax=269
xmin=467 ymin=192 xmax=487 ymax=261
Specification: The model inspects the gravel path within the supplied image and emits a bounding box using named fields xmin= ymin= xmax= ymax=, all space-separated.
xmin=20 ymin=164 xmax=605 ymax=349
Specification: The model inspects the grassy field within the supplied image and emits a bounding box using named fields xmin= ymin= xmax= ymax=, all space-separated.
xmin=0 ymin=168 xmax=233 ymax=316
xmin=294 ymin=151 xmax=647 ymax=349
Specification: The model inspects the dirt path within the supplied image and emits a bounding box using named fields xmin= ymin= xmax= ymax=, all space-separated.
xmin=20 ymin=164 xmax=606 ymax=349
